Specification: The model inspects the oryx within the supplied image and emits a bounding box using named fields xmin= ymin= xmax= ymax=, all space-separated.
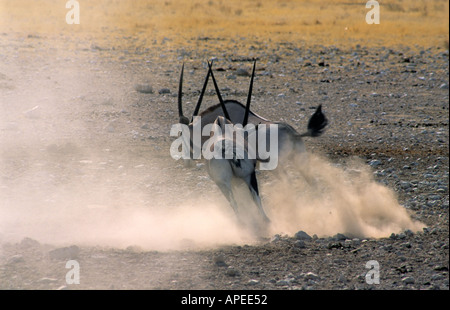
xmin=174 ymin=59 xmax=328 ymax=225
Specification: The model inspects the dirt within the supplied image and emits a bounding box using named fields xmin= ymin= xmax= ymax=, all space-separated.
xmin=0 ymin=0 xmax=449 ymax=291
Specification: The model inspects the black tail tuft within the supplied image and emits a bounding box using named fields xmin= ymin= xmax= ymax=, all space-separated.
xmin=307 ymin=105 xmax=328 ymax=137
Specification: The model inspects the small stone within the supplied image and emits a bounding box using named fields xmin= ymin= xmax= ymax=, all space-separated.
xmin=20 ymin=237 xmax=40 ymax=249
xmin=158 ymin=88 xmax=171 ymax=94
xmin=294 ymin=240 xmax=306 ymax=248
xmin=294 ymin=230 xmax=312 ymax=241
xmin=431 ymin=274 xmax=444 ymax=281
xmin=334 ymin=233 xmax=348 ymax=241
xmin=213 ymin=255 xmax=227 ymax=267
xmin=338 ymin=274 xmax=348 ymax=283
xmin=8 ymin=255 xmax=24 ymax=264
xmin=236 ymin=68 xmax=250 ymax=76
xmin=401 ymin=242 xmax=412 ymax=248
xmin=369 ymin=160 xmax=382 ymax=167
xmin=304 ymin=272 xmax=319 ymax=281
xmin=351 ymin=238 xmax=361 ymax=247
xmin=275 ymin=279 xmax=290 ymax=286
xmin=225 ymin=267 xmax=239 ymax=277
xmin=134 ymin=84 xmax=154 ymax=94
xmin=343 ymin=239 xmax=353 ymax=248
xmin=404 ymin=229 xmax=414 ymax=237
xmin=327 ymin=242 xmax=343 ymax=249
xmin=270 ymin=234 xmax=282 ymax=243
xmin=247 ymin=279 xmax=259 ymax=286
xmin=433 ymin=265 xmax=448 ymax=271
xmin=402 ymin=276 xmax=415 ymax=285
xmin=49 ymin=245 xmax=80 ymax=260
xmin=400 ymin=181 xmax=412 ymax=189
xmin=38 ymin=277 xmax=58 ymax=284
xmin=389 ymin=233 xmax=398 ymax=240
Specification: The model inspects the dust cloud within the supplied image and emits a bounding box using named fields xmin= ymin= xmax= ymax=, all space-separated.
xmin=264 ymin=154 xmax=425 ymax=239
xmin=0 ymin=185 xmax=247 ymax=251
xmin=0 ymin=139 xmax=425 ymax=252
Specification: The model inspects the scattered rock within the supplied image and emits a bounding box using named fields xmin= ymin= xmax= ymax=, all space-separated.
xmin=236 ymin=68 xmax=250 ymax=76
xmin=275 ymin=279 xmax=290 ymax=286
xmin=20 ymin=237 xmax=40 ymax=249
xmin=37 ymin=277 xmax=58 ymax=284
xmin=49 ymin=245 xmax=80 ymax=260
xmin=333 ymin=233 xmax=348 ymax=241
xmin=158 ymin=88 xmax=171 ymax=94
xmin=213 ymin=255 xmax=227 ymax=267
xmin=369 ymin=160 xmax=382 ymax=167
xmin=225 ymin=267 xmax=239 ymax=277
xmin=294 ymin=231 xmax=312 ymax=241
xmin=135 ymin=84 xmax=154 ymax=94
xmin=401 ymin=276 xmax=415 ymax=285
xmin=8 ymin=254 xmax=24 ymax=264
xmin=304 ymin=272 xmax=319 ymax=281
xmin=389 ymin=233 xmax=398 ymax=240
xmin=294 ymin=240 xmax=306 ymax=248
xmin=328 ymin=242 xmax=343 ymax=249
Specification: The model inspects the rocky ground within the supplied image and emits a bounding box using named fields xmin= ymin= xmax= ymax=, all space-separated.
xmin=0 ymin=23 xmax=449 ymax=291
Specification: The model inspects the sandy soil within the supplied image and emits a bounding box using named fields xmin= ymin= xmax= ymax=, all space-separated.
xmin=0 ymin=0 xmax=448 ymax=290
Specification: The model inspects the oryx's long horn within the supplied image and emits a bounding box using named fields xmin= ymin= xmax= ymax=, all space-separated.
xmin=178 ymin=63 xmax=190 ymax=125
xmin=191 ymin=62 xmax=212 ymax=122
xmin=243 ymin=60 xmax=256 ymax=127
xmin=208 ymin=61 xmax=231 ymax=122
xmin=178 ymin=63 xmax=184 ymax=119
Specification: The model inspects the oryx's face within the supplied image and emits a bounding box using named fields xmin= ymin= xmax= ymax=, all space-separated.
xmin=213 ymin=115 xmax=232 ymax=133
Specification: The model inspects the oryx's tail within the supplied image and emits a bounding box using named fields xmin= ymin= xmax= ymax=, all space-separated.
xmin=300 ymin=105 xmax=328 ymax=137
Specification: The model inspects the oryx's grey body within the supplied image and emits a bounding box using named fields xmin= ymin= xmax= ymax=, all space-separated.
xmin=193 ymin=100 xmax=324 ymax=167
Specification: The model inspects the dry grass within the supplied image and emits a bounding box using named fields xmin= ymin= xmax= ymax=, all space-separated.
xmin=1 ymin=0 xmax=448 ymax=49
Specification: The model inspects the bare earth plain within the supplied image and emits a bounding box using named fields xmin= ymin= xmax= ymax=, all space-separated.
xmin=0 ymin=0 xmax=449 ymax=290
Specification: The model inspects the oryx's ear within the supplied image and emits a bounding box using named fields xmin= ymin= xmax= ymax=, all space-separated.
xmin=178 ymin=63 xmax=190 ymax=125
xmin=243 ymin=60 xmax=256 ymax=127
xmin=208 ymin=61 xmax=231 ymax=122
xmin=192 ymin=61 xmax=212 ymax=122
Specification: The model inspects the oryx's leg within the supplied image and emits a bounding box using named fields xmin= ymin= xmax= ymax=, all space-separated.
xmin=216 ymin=181 xmax=240 ymax=218
xmin=244 ymin=171 xmax=271 ymax=223
xmin=207 ymin=159 xmax=240 ymax=218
